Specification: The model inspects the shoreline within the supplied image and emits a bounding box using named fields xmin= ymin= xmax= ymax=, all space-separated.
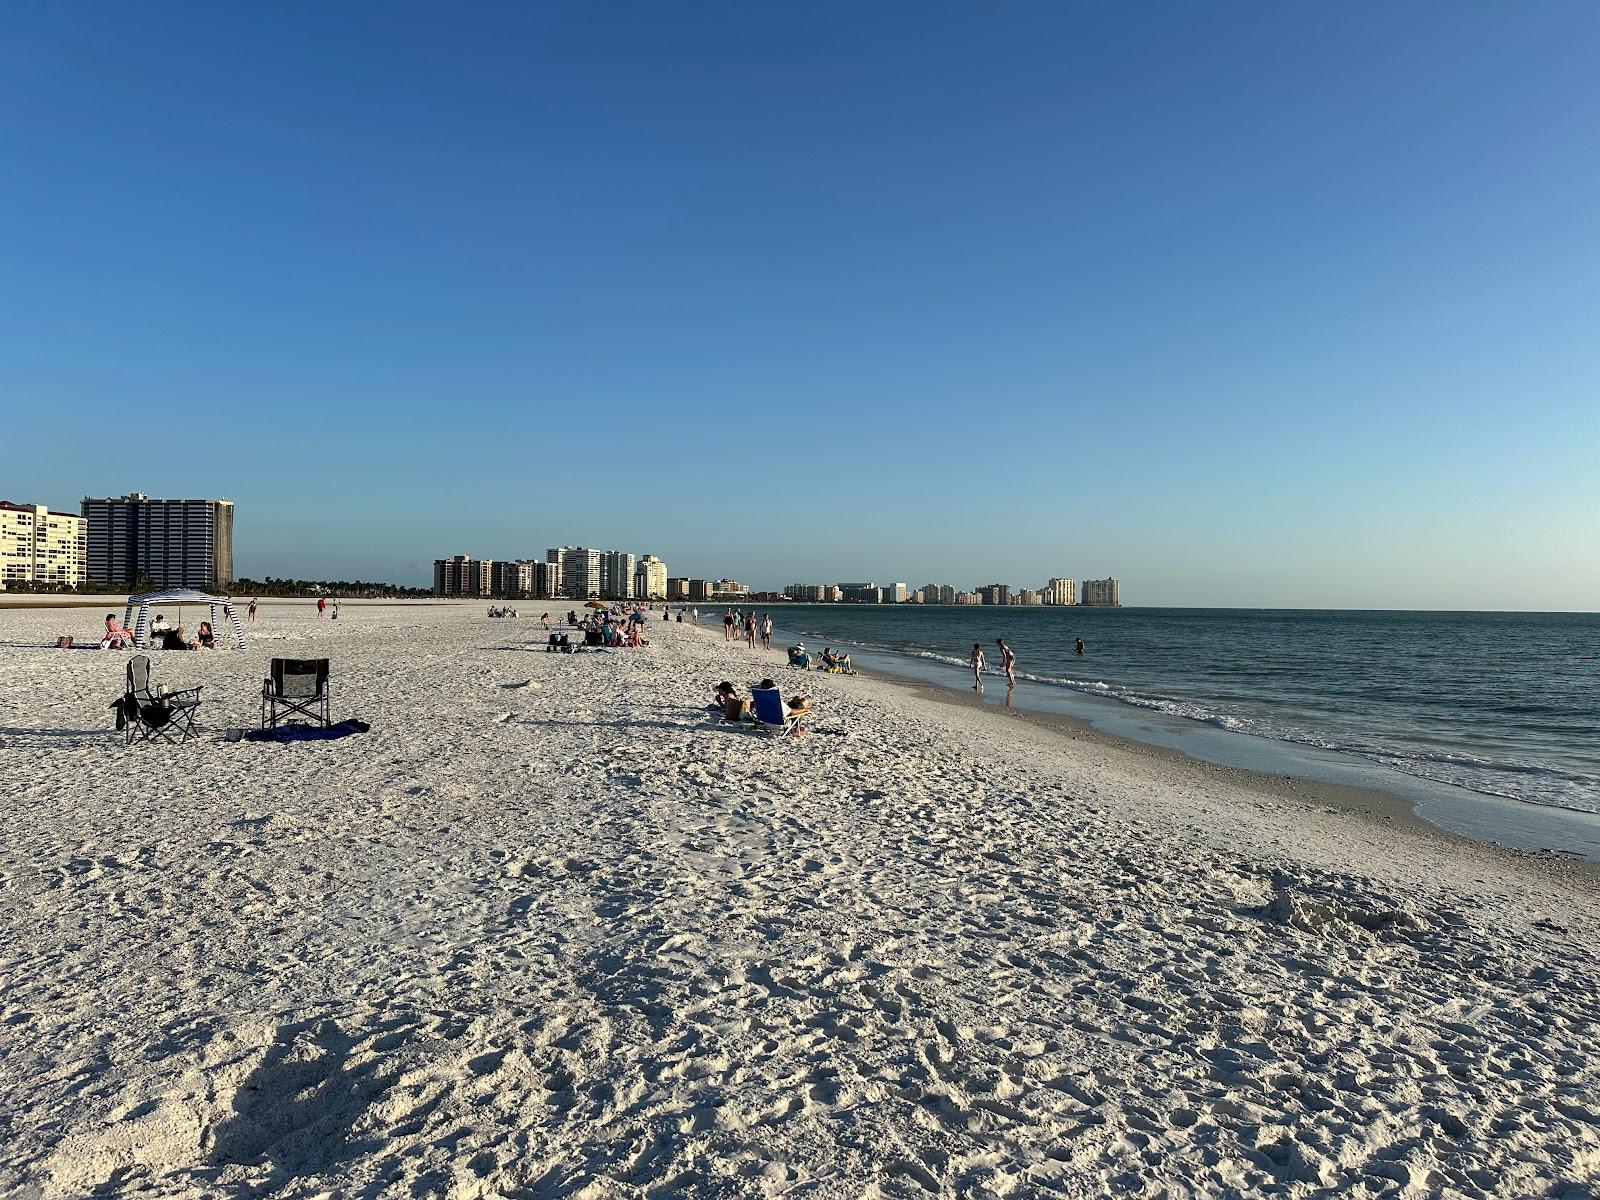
xmin=856 ymin=659 xmax=1600 ymax=884
xmin=690 ymin=619 xmax=1600 ymax=885
xmin=756 ymin=614 xmax=1600 ymax=865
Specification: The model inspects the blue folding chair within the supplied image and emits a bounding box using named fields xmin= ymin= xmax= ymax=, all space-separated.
xmin=750 ymin=687 xmax=804 ymax=738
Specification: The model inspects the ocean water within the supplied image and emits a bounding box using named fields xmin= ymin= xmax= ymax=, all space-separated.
xmin=762 ymin=606 xmax=1600 ymax=816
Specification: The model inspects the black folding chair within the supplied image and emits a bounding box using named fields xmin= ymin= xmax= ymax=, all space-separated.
xmin=261 ymin=658 xmax=331 ymax=729
xmin=119 ymin=654 xmax=203 ymax=745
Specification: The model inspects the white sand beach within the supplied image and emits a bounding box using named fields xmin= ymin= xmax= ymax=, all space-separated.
xmin=1 ymin=601 xmax=1596 ymax=1199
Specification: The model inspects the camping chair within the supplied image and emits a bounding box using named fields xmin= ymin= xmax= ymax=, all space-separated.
xmin=750 ymin=687 xmax=805 ymax=739
xmin=119 ymin=654 xmax=202 ymax=745
xmin=261 ymin=658 xmax=331 ymax=729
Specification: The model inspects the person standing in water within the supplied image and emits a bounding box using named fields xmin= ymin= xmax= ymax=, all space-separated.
xmin=997 ymin=637 xmax=1016 ymax=687
xmin=970 ymin=643 xmax=987 ymax=689
xmin=1075 ymin=637 xmax=1085 ymax=656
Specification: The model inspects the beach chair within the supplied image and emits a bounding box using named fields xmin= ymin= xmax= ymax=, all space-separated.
xmin=120 ymin=654 xmax=202 ymax=745
xmin=261 ymin=658 xmax=331 ymax=729
xmin=750 ymin=687 xmax=805 ymax=738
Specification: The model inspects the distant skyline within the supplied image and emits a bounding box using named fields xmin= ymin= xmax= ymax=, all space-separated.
xmin=4 ymin=4 xmax=1598 ymax=610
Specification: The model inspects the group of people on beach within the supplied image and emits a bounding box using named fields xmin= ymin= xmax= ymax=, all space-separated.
xmin=786 ymin=644 xmax=853 ymax=673
xmin=721 ymin=608 xmax=773 ymax=649
xmin=712 ymin=678 xmax=811 ymax=734
xmin=968 ymin=635 xmax=1085 ymax=690
xmin=541 ymin=604 xmax=652 ymax=650
xmin=100 ymin=612 xmax=217 ymax=651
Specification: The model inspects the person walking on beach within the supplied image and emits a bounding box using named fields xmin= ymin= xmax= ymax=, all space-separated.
xmin=1075 ymin=637 xmax=1085 ymax=656
xmin=744 ymin=611 xmax=757 ymax=648
xmin=331 ymin=598 xmax=341 ymax=620
xmin=997 ymin=637 xmax=1016 ymax=687
xmin=761 ymin=613 xmax=773 ymax=649
xmin=723 ymin=609 xmax=735 ymax=641
xmin=970 ymin=643 xmax=986 ymax=689
xmin=247 ymin=597 xmax=258 ymax=623
xmin=317 ymin=596 xmax=326 ymax=618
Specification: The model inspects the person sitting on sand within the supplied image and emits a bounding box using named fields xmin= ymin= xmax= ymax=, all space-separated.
xmin=160 ymin=625 xmax=190 ymax=651
xmin=151 ymin=613 xmax=169 ymax=638
xmin=713 ymin=681 xmax=750 ymax=721
xmin=194 ymin=620 xmax=216 ymax=650
xmin=787 ymin=644 xmax=811 ymax=669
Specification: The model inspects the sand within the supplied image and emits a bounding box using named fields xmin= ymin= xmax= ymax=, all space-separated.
xmin=1 ymin=601 xmax=1596 ymax=1198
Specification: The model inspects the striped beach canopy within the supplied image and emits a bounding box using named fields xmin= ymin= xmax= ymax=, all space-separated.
xmin=124 ymin=589 xmax=246 ymax=650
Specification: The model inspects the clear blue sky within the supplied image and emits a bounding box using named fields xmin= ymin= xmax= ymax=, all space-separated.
xmin=4 ymin=3 xmax=1597 ymax=608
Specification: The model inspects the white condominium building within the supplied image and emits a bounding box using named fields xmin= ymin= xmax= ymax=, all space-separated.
xmin=635 ymin=554 xmax=668 ymax=600
xmin=600 ymin=550 xmax=636 ymax=599
xmin=1081 ymin=577 xmax=1121 ymax=607
xmin=1 ymin=501 xmax=88 ymax=589
xmin=1043 ymin=577 xmax=1076 ymax=606
xmin=920 ymin=584 xmax=957 ymax=605
xmin=548 ymin=547 xmax=601 ymax=599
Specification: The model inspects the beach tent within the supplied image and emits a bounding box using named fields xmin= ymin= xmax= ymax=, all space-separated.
xmin=124 ymin=589 xmax=246 ymax=650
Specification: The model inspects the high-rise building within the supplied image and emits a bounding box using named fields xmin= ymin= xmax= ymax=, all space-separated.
xmin=884 ymin=582 xmax=909 ymax=604
xmin=600 ymin=550 xmax=636 ymax=599
xmin=920 ymin=584 xmax=956 ymax=605
xmin=1081 ymin=578 xmax=1121 ymax=607
xmin=0 ymin=501 xmax=88 ymax=589
xmin=687 ymin=579 xmax=714 ymax=602
xmin=491 ymin=559 xmax=558 ymax=598
xmin=839 ymin=582 xmax=878 ymax=603
xmin=1018 ymin=588 xmax=1042 ymax=606
xmin=1043 ymin=577 xmax=1076 ymax=606
xmin=81 ymin=493 xmax=234 ymax=590
xmin=977 ymin=583 xmax=1011 ymax=606
xmin=491 ymin=560 xmax=528 ymax=597
xmin=666 ymin=577 xmax=691 ymax=601
xmin=434 ymin=555 xmax=493 ymax=597
xmin=634 ymin=555 xmax=668 ymax=600
xmin=547 ymin=546 xmax=601 ymax=598
xmin=955 ymin=591 xmax=982 ymax=605
xmin=531 ymin=560 xmax=562 ymax=599
xmin=783 ymin=583 xmax=836 ymax=602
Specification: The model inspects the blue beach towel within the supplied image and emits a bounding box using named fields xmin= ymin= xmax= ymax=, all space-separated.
xmin=243 ymin=719 xmax=371 ymax=743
